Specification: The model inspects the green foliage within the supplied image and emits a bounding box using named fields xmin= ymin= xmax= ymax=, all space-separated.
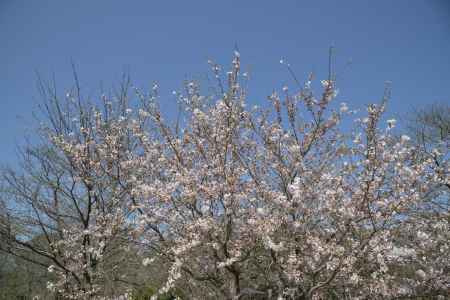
xmin=132 ymin=284 xmax=184 ymax=300
xmin=0 ymin=251 xmax=53 ymax=300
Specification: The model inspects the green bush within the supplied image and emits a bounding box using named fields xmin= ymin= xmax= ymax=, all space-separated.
xmin=132 ymin=285 xmax=184 ymax=300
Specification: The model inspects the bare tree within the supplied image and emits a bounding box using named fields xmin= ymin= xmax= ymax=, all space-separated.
xmin=405 ymin=102 xmax=449 ymax=189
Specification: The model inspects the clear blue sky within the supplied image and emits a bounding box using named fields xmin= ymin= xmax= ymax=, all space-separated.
xmin=1 ymin=0 xmax=449 ymax=164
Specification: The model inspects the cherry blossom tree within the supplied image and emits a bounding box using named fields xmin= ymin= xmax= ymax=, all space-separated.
xmin=1 ymin=53 xmax=448 ymax=300
xmin=0 ymin=76 xmax=146 ymax=299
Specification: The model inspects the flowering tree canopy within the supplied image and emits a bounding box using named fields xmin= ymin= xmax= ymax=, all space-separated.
xmin=1 ymin=53 xmax=448 ymax=300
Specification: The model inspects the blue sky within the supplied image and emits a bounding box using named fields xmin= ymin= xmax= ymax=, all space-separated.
xmin=1 ymin=0 xmax=449 ymax=164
